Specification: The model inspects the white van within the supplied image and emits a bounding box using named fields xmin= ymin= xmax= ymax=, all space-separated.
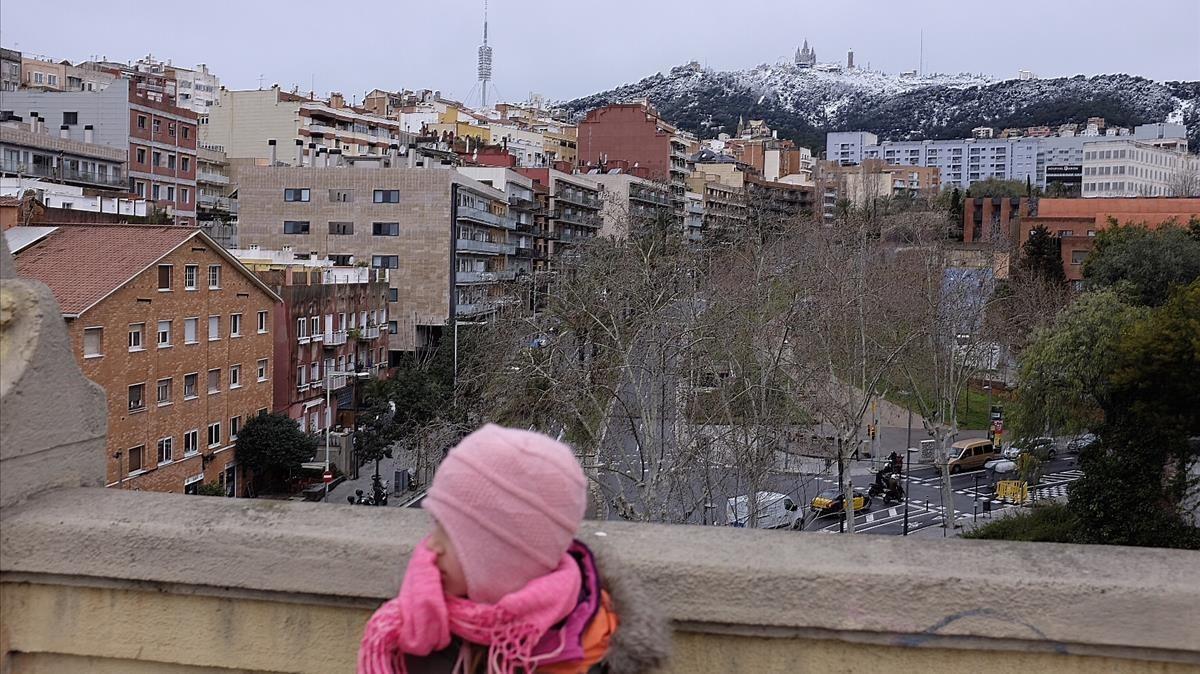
xmin=726 ymin=491 xmax=802 ymax=529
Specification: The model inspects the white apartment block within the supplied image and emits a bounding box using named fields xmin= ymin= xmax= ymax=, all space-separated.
xmin=826 ymin=123 xmax=1188 ymax=191
xmin=1082 ymin=140 xmax=1197 ymax=197
xmin=171 ymin=64 xmax=221 ymax=114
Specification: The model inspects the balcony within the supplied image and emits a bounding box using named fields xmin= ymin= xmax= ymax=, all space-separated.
xmin=456 ymin=270 xmax=517 ymax=284
xmin=196 ymin=170 xmax=229 ymax=185
xmin=350 ymin=325 xmax=382 ymax=341
xmin=1 ymin=158 xmax=127 ymax=190
xmin=196 ymin=194 xmax=233 ymax=211
xmin=2 ymin=252 xmax=1198 ymax=674
xmin=323 ymin=330 xmax=348 ymax=346
xmin=555 ymin=210 xmax=601 ymax=228
xmin=507 ymin=193 xmax=540 ymax=210
xmin=456 ymin=238 xmax=516 ymax=255
xmin=456 ymin=302 xmax=497 ymax=317
xmin=515 ymin=246 xmax=536 ymax=258
xmin=456 ymin=204 xmax=511 ymax=229
xmin=554 ymin=190 xmax=600 ymax=210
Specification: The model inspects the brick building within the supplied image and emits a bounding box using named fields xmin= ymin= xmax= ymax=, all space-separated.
xmin=576 ymin=103 xmax=693 ymax=212
xmin=229 ymin=249 xmax=390 ymax=434
xmin=0 ymin=78 xmax=199 ymax=225
xmin=8 ymin=225 xmax=279 ymax=494
xmin=962 ymin=197 xmax=1034 ymax=243
xmin=1019 ymin=198 xmax=1200 ymax=284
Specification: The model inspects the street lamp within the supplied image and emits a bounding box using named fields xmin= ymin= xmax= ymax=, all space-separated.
xmin=323 ymin=368 xmax=369 ymax=502
xmin=903 ymin=447 xmax=918 ymax=536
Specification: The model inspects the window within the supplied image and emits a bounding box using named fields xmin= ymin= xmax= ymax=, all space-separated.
xmin=296 ymin=317 xmax=308 ymax=340
xmin=373 ymin=189 xmax=400 ymax=203
xmin=181 ymin=187 xmax=189 ymax=204
xmin=310 ymin=362 xmax=320 ymax=383
xmin=310 ymin=316 xmax=320 ymax=337
xmin=184 ymin=430 xmax=199 ymax=456
xmin=230 ymin=364 xmax=241 ymax=388
xmin=329 ymin=189 xmax=353 ymax=202
xmin=128 ymin=323 xmax=144 ymax=351
xmin=208 ymin=315 xmax=220 ymax=341
xmin=156 ymin=378 xmax=172 ymax=405
xmin=181 ymin=317 xmax=197 ymax=344
xmin=208 ymin=422 xmax=221 ymax=448
xmin=167 ymin=154 xmax=176 ymax=170
xmin=83 ymin=327 xmax=103 ymax=358
xmin=157 ymin=320 xmax=172 ymax=347
xmin=372 ymin=255 xmax=399 ymax=269
xmin=283 ymin=221 xmax=310 ymax=234
xmin=328 ymin=254 xmax=353 ymax=266
xmin=153 ymin=119 xmax=161 ymax=134
xmin=137 ymin=115 xmax=146 ymax=129
xmin=136 ymin=148 xmax=146 ymax=164
xmin=284 ymin=188 xmax=310 ymax=202
xmin=230 ymin=416 xmax=241 ymax=441
xmin=128 ymin=384 xmax=145 ymax=412
xmin=184 ymin=373 xmax=198 ymax=399
xmin=296 ymin=364 xmax=307 ymax=388
xmin=153 ymin=151 xmax=162 ymax=167
xmin=372 ymin=222 xmax=399 ymax=236
xmin=208 ymin=368 xmax=221 ymax=394
xmin=128 ymin=445 xmax=144 ymax=473
xmin=208 ymin=265 xmax=221 ymax=289
xmin=257 ymin=358 xmax=269 ymax=382
xmin=257 ymin=310 xmax=269 ymax=333
xmin=329 ymin=221 xmax=354 ymax=235
xmin=166 ymin=186 xmax=175 ymax=201
xmin=1071 ymin=250 xmax=1088 ymax=265
xmin=388 ymin=320 xmax=398 ymax=335
xmin=181 ymin=127 xmax=190 ymax=140
xmin=184 ymin=265 xmax=198 ymax=290
xmin=181 ymin=156 xmax=190 ymax=172
xmin=388 ymin=287 xmax=399 ymax=303
xmin=231 ymin=313 xmax=243 ymax=337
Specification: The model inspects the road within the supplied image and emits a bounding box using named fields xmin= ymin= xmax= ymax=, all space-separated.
xmin=799 ymin=454 xmax=1083 ymax=535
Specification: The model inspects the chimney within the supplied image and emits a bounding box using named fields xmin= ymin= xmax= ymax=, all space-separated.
xmin=329 ymin=148 xmax=342 ymax=167
xmin=60 ymin=124 xmax=70 ymax=139
xmin=317 ymin=147 xmax=327 ymax=168
xmin=307 ymin=142 xmax=317 ymax=167
xmin=268 ymin=139 xmax=277 ymax=165
xmin=389 ymin=143 xmax=398 ymax=161
xmin=29 ymin=112 xmax=39 ymax=133
xmin=329 ymin=92 xmax=344 ymax=109
xmin=84 ymin=124 xmax=94 ymax=143
xmin=295 ymin=139 xmax=304 ymax=166
xmin=407 ymin=146 xmax=416 ymax=168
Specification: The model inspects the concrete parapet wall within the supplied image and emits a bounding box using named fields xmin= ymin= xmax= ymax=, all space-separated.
xmin=2 ymin=488 xmax=1198 ymax=673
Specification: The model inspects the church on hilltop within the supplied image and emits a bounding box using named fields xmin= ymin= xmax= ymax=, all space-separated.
xmin=795 ymin=40 xmax=816 ymax=68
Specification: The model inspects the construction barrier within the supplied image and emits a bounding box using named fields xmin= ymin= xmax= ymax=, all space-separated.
xmin=997 ymin=480 xmax=1029 ymax=504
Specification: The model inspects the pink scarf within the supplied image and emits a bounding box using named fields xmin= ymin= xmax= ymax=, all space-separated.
xmin=359 ymin=539 xmax=582 ymax=674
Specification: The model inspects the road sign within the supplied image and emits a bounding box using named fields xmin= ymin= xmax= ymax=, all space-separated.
xmin=322 ymin=470 xmax=333 ymax=484
xmin=919 ymin=439 xmax=935 ymax=463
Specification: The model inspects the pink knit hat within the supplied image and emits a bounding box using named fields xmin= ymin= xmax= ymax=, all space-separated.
xmin=423 ymin=424 xmax=587 ymax=604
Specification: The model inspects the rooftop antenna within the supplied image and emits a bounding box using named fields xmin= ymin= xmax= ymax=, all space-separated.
xmin=477 ymin=0 xmax=493 ymax=108
xmin=258 ymin=73 xmax=264 ymax=90
xmin=920 ymin=29 xmax=924 ymax=76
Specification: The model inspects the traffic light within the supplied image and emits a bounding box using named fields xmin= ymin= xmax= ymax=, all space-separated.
xmin=868 ymin=424 xmax=877 ymax=440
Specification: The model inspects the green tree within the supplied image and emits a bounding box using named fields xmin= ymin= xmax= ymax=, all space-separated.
xmin=1083 ymin=222 xmax=1200 ymax=306
xmin=1016 ymin=225 xmax=1065 ymax=284
xmin=235 ymin=412 xmax=317 ymax=495
xmin=1011 ymin=290 xmax=1147 ymax=440
xmin=965 ymin=178 xmax=1029 ymax=198
xmin=356 ymin=396 xmax=400 ymax=477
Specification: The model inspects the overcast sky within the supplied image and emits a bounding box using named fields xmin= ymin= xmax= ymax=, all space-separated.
xmin=3 ymin=0 xmax=1198 ymax=106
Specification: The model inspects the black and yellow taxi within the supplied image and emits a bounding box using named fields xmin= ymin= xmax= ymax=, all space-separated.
xmin=810 ymin=488 xmax=872 ymax=514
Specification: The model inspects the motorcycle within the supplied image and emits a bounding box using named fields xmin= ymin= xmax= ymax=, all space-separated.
xmin=867 ymin=468 xmax=905 ymax=505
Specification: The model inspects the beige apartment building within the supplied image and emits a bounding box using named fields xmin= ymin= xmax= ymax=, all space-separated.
xmin=235 ymin=166 xmax=517 ymax=353
xmin=584 ymin=172 xmax=673 ymax=239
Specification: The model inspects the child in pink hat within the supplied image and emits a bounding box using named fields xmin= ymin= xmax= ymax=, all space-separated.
xmin=358 ymin=424 xmax=669 ymax=674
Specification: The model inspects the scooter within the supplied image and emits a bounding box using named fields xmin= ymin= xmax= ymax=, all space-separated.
xmin=868 ymin=468 xmax=905 ymax=505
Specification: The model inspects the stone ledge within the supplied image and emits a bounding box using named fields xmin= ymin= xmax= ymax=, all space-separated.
xmin=2 ymin=488 xmax=1198 ymax=665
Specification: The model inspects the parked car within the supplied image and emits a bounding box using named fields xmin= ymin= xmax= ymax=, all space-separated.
xmin=810 ymin=488 xmax=872 ymax=515
xmin=1066 ymin=433 xmax=1099 ymax=453
xmin=1002 ymin=436 xmax=1057 ymax=461
xmin=948 ymin=438 xmax=1001 ymax=473
xmin=726 ymin=491 xmax=802 ymax=529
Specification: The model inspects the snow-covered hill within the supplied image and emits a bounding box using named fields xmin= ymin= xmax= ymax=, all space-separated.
xmin=560 ymin=62 xmax=1200 ymax=151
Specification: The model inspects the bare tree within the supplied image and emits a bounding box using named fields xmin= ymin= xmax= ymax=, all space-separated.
xmin=1168 ymin=162 xmax=1200 ymax=197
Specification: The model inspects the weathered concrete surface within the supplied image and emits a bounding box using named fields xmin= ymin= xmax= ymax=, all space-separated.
xmin=2 ymin=487 xmax=1198 ymax=672
xmin=0 ymin=235 xmax=106 ymax=508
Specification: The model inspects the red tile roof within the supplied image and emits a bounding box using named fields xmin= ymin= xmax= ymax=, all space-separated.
xmin=13 ymin=225 xmax=199 ymax=316
xmin=0 ymin=196 xmax=23 ymax=207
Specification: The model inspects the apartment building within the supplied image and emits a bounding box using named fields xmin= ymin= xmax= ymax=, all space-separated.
xmin=196 ymin=143 xmax=236 ymax=245
xmin=815 ymin=159 xmax=941 ymax=222
xmin=1 ymin=48 xmax=20 ymax=92
xmin=19 ymin=56 xmax=116 ymax=92
xmin=229 ymin=249 xmax=390 ymax=434
xmin=683 ymin=191 xmax=704 ymax=242
xmin=1020 ymin=198 xmax=1200 ymax=284
xmin=235 ymin=166 xmax=517 ymax=353
xmin=203 ymin=86 xmax=415 ymax=165
xmin=583 ymin=171 xmax=673 ymax=239
xmin=576 ymin=103 xmax=693 ymax=211
xmin=1 ymin=118 xmax=128 ymax=193
xmin=826 ymin=123 xmax=1188 ymax=191
xmin=132 ymin=57 xmax=221 ymax=115
xmin=1 ymin=80 xmax=199 ymax=225
xmin=745 ymin=176 xmax=815 ymax=225
xmin=8 ymin=225 xmax=280 ymax=495
xmin=515 ymin=167 xmax=602 ymax=255
xmin=457 ymin=167 xmax=542 ymax=276
xmin=1081 ymin=140 xmax=1197 ymax=197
